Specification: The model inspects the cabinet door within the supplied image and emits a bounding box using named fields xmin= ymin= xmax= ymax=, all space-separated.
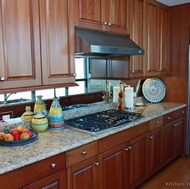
xmin=173 ymin=121 xmax=183 ymax=158
xmin=146 ymin=128 xmax=161 ymax=177
xmin=67 ymin=156 xmax=99 ymax=189
xmin=129 ymin=0 xmax=144 ymax=78
xmin=73 ymin=0 xmax=102 ymax=30
xmin=0 ymin=0 xmax=42 ymax=89
xmin=144 ymin=0 xmax=169 ymax=77
xmin=99 ymin=144 xmax=126 ymax=189
xmin=102 ymin=0 xmax=129 ymax=34
xmin=159 ymin=4 xmax=169 ymax=75
xmin=23 ymin=170 xmax=66 ymax=189
xmin=144 ymin=0 xmax=160 ymax=77
xmin=40 ymin=0 xmax=75 ymax=85
xmin=124 ymin=135 xmax=147 ymax=189
xmin=162 ymin=123 xmax=173 ymax=165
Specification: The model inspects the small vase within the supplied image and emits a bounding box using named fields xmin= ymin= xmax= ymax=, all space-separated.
xmin=34 ymin=95 xmax=47 ymax=114
xmin=48 ymin=98 xmax=64 ymax=131
xmin=32 ymin=110 xmax=48 ymax=132
xmin=21 ymin=106 xmax=34 ymax=129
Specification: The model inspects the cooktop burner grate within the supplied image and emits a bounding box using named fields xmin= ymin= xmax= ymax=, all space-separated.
xmin=65 ymin=109 xmax=143 ymax=133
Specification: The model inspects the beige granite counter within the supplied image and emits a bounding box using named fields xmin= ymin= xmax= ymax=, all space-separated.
xmin=0 ymin=102 xmax=186 ymax=175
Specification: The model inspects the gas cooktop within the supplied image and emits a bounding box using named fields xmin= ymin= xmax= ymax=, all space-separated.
xmin=65 ymin=109 xmax=143 ymax=133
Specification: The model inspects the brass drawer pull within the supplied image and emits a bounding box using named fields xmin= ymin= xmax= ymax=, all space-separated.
xmin=149 ymin=136 xmax=154 ymax=139
xmin=167 ymin=117 xmax=171 ymax=120
xmin=156 ymin=121 xmax=160 ymax=124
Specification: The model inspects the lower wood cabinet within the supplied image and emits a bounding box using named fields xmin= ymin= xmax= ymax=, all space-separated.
xmin=67 ymin=156 xmax=99 ymax=189
xmin=162 ymin=118 xmax=184 ymax=166
xmin=146 ymin=128 xmax=162 ymax=177
xmin=126 ymin=134 xmax=147 ymax=189
xmin=22 ymin=170 xmax=66 ymax=189
xmin=99 ymin=143 xmax=127 ymax=189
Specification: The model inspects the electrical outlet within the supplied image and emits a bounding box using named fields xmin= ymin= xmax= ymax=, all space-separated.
xmin=2 ymin=115 xmax=10 ymax=121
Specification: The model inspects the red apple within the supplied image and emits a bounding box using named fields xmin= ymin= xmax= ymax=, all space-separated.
xmin=26 ymin=130 xmax=33 ymax=138
xmin=13 ymin=133 xmax=20 ymax=141
xmin=10 ymin=128 xmax=20 ymax=135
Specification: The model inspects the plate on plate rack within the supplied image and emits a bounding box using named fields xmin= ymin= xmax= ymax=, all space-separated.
xmin=142 ymin=78 xmax=166 ymax=103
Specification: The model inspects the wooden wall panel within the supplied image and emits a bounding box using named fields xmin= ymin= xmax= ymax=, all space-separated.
xmin=163 ymin=4 xmax=190 ymax=104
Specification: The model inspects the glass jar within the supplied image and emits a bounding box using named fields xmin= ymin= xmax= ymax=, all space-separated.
xmin=34 ymin=95 xmax=47 ymax=114
xmin=48 ymin=98 xmax=64 ymax=131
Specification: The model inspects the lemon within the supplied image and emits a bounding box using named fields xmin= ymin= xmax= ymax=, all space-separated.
xmin=17 ymin=125 xmax=24 ymax=132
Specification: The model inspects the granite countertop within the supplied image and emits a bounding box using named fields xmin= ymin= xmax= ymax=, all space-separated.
xmin=0 ymin=102 xmax=186 ymax=175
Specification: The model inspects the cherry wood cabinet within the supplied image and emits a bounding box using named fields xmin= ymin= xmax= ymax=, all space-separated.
xmin=72 ymin=0 xmax=129 ymax=34
xmin=99 ymin=143 xmax=127 ymax=189
xmin=0 ymin=0 xmax=76 ymax=92
xmin=23 ymin=170 xmax=66 ymax=189
xmin=67 ymin=156 xmax=99 ymax=189
xmin=0 ymin=0 xmax=42 ymax=90
xmin=146 ymin=128 xmax=162 ymax=177
xmin=0 ymin=153 xmax=66 ymax=189
xmin=126 ymin=134 xmax=147 ymax=189
xmin=144 ymin=0 xmax=169 ymax=77
xmin=172 ymin=120 xmax=183 ymax=158
xmin=39 ymin=0 xmax=75 ymax=86
xmin=129 ymin=0 xmax=145 ymax=78
xmin=162 ymin=109 xmax=185 ymax=167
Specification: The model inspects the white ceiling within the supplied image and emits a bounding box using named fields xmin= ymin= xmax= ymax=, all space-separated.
xmin=156 ymin=0 xmax=190 ymax=6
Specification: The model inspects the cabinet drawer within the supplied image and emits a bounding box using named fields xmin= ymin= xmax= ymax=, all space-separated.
xmin=149 ymin=116 xmax=163 ymax=130
xmin=0 ymin=153 xmax=66 ymax=188
xmin=164 ymin=108 xmax=186 ymax=125
xmin=66 ymin=141 xmax=98 ymax=167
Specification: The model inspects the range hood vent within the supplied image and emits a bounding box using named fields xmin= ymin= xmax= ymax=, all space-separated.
xmin=75 ymin=28 xmax=144 ymax=57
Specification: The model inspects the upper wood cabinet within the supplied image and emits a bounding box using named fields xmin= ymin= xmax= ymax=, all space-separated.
xmin=129 ymin=0 xmax=145 ymax=78
xmin=144 ymin=0 xmax=169 ymax=77
xmin=0 ymin=0 xmax=76 ymax=92
xmin=73 ymin=0 xmax=129 ymax=34
xmin=39 ymin=0 xmax=75 ymax=86
xmin=0 ymin=0 xmax=42 ymax=89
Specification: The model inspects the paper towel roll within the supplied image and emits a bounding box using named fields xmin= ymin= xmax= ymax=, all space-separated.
xmin=113 ymin=85 xmax=120 ymax=103
xmin=125 ymin=86 xmax=134 ymax=109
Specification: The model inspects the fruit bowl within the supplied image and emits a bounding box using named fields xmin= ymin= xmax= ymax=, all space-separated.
xmin=0 ymin=130 xmax=38 ymax=146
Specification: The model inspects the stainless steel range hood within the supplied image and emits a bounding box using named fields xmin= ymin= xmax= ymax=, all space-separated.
xmin=75 ymin=28 xmax=144 ymax=57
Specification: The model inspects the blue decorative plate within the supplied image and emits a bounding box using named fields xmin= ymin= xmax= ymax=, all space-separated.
xmin=142 ymin=78 xmax=166 ymax=103
xmin=0 ymin=130 xmax=38 ymax=146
